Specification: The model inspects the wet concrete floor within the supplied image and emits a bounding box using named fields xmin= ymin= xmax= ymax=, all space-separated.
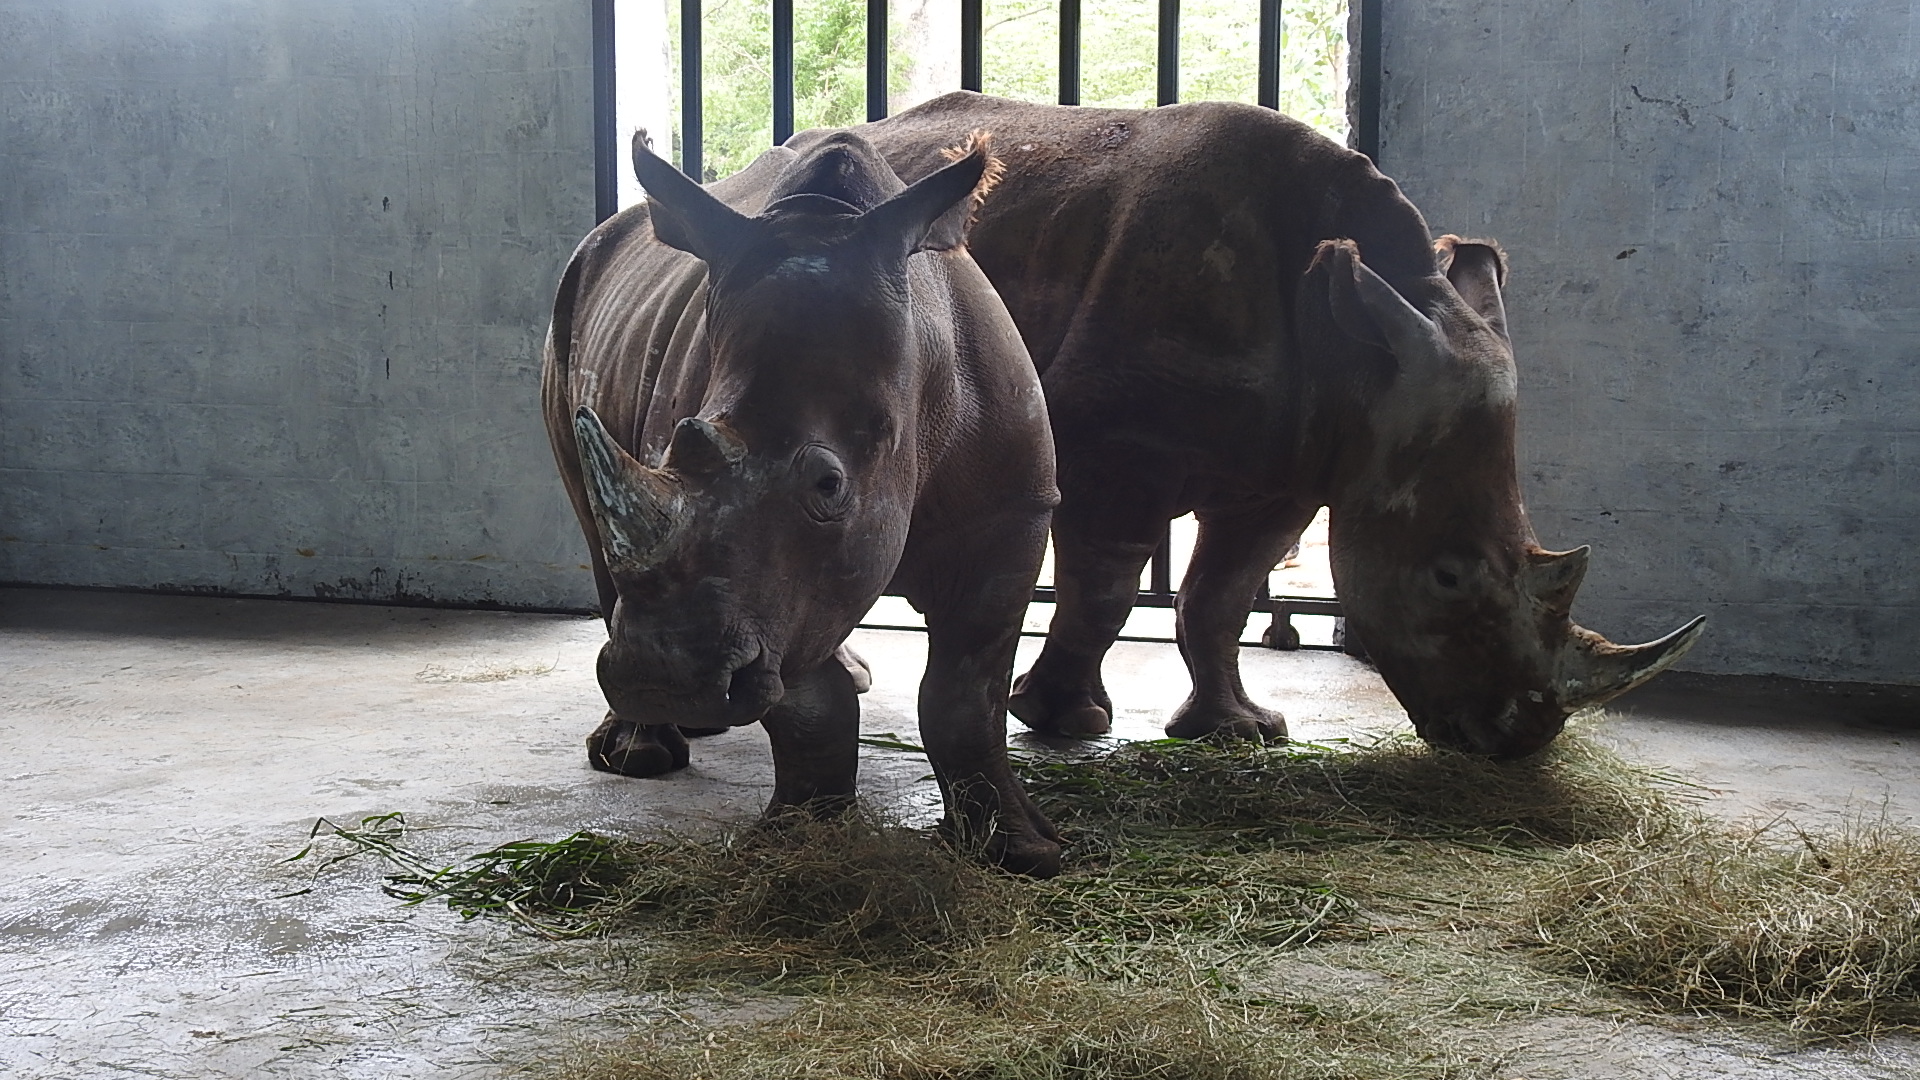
xmin=2 ymin=586 xmax=1918 ymax=1078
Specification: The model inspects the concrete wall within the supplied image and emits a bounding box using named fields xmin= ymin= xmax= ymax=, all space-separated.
xmin=0 ymin=0 xmax=599 ymax=610
xmin=1376 ymin=1 xmax=1920 ymax=683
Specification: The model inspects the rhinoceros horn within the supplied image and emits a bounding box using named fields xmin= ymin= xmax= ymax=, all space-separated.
xmin=573 ymin=406 xmax=684 ymax=572
xmin=1522 ymin=546 xmax=1589 ymax=616
xmin=1555 ymin=615 xmax=1708 ymax=712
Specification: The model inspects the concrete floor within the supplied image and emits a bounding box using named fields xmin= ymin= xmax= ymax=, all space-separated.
xmin=3 ymin=586 xmax=1918 ymax=1078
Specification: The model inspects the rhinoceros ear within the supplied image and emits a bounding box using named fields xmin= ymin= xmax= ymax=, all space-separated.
xmin=631 ymin=131 xmax=756 ymax=267
xmin=857 ymin=133 xmax=995 ymax=258
xmin=1435 ymin=235 xmax=1509 ymax=341
xmin=1315 ymin=239 xmax=1446 ymax=362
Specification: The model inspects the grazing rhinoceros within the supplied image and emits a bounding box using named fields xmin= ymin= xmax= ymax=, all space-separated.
xmin=786 ymin=91 xmax=1703 ymax=759
xmin=541 ymin=130 xmax=1063 ymax=875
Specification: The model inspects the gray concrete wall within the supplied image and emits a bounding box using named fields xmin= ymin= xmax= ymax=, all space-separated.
xmin=0 ymin=0 xmax=599 ymax=610
xmin=1376 ymin=1 xmax=1920 ymax=683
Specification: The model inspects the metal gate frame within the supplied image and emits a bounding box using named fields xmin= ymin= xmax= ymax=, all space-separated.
xmin=587 ymin=0 xmax=1381 ymax=649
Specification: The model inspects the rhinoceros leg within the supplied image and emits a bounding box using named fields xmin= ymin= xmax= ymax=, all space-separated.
xmin=586 ymin=714 xmax=690 ymax=776
xmin=922 ymin=607 xmax=1064 ymax=878
xmin=1165 ymin=500 xmax=1318 ymax=742
xmin=835 ymin=641 xmax=874 ymax=694
xmin=898 ymin=500 xmax=1063 ymax=877
xmin=760 ymin=658 xmax=861 ymax=815
xmin=1009 ymin=518 xmax=1164 ymax=738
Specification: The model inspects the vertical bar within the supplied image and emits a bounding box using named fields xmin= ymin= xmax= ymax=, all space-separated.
xmin=1156 ymin=0 xmax=1179 ymax=106
xmin=961 ymin=0 xmax=982 ymax=92
xmin=1257 ymin=0 xmax=1281 ymax=110
xmin=1354 ymin=0 xmax=1383 ymax=161
xmin=773 ymin=0 xmax=794 ymax=143
xmin=867 ymin=0 xmax=888 ymax=121
xmin=681 ymin=0 xmax=703 ymax=180
xmin=592 ymin=0 xmax=618 ymax=221
xmin=1151 ymin=527 xmax=1173 ymax=596
xmin=1059 ymin=0 xmax=1081 ymax=105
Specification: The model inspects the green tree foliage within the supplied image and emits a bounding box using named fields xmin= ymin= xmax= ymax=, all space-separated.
xmin=672 ymin=0 xmax=1348 ymax=181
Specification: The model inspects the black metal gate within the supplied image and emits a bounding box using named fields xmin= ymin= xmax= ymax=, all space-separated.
xmin=587 ymin=0 xmax=1380 ymax=649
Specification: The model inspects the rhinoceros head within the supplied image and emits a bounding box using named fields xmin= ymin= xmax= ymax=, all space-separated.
xmin=1309 ymin=237 xmax=1704 ymax=758
xmin=573 ymin=132 xmax=995 ymax=729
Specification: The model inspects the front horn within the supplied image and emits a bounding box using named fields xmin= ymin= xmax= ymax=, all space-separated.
xmin=1555 ymin=615 xmax=1708 ymax=712
xmin=572 ymin=406 xmax=684 ymax=572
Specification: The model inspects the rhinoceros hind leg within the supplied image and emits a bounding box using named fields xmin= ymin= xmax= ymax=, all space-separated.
xmin=587 ymin=713 xmax=690 ymax=776
xmin=835 ymin=642 xmax=873 ymax=694
xmin=1163 ymin=501 xmax=1319 ymax=744
xmin=1166 ymin=696 xmax=1286 ymax=742
xmin=1010 ymin=492 xmax=1169 ymax=737
xmin=1008 ymin=671 xmax=1113 ymax=737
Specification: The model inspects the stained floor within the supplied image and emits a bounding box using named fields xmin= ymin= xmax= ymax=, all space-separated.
xmin=2 ymin=586 xmax=1917 ymax=1078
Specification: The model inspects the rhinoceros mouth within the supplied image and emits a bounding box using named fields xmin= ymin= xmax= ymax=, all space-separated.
xmin=1412 ymin=698 xmax=1565 ymax=760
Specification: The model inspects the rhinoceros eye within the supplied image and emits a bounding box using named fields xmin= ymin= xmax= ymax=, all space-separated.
xmin=1433 ymin=567 xmax=1461 ymax=589
xmin=796 ymin=444 xmax=853 ymax=522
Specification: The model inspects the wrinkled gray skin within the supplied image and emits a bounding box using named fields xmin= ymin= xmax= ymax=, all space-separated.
xmin=541 ymin=131 xmax=1063 ymax=875
xmin=792 ymin=92 xmax=1704 ymax=758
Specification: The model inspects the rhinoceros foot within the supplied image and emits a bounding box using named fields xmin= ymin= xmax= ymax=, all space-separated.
xmin=587 ymin=713 xmax=690 ymax=776
xmin=938 ymin=802 xmax=1063 ymax=879
xmin=1007 ymin=673 xmax=1112 ymax=737
xmin=1165 ymin=697 xmax=1287 ymax=743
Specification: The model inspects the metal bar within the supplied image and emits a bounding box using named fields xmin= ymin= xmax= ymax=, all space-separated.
xmin=1156 ymin=0 xmax=1179 ymax=105
xmin=591 ymin=0 xmax=618 ymax=221
xmin=1354 ymin=0 xmax=1382 ymax=161
xmin=867 ymin=0 xmax=888 ymax=121
xmin=1059 ymin=0 xmax=1081 ymax=105
xmin=773 ymin=0 xmax=794 ymax=144
xmin=680 ymin=0 xmax=703 ymax=180
xmin=961 ymin=0 xmax=982 ymax=92
xmin=1257 ymin=0 xmax=1281 ymax=110
xmin=1150 ymin=527 xmax=1173 ymax=595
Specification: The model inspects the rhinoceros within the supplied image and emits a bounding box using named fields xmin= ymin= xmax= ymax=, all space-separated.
xmin=784 ymin=91 xmax=1703 ymax=758
xmin=541 ymin=130 xmax=1064 ymax=875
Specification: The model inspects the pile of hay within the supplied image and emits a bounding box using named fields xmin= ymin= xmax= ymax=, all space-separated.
xmin=1529 ymin=814 xmax=1920 ymax=1036
xmin=561 ymin=972 xmax=1459 ymax=1080
xmin=1015 ymin=732 xmax=1681 ymax=850
xmin=307 ymin=723 xmax=1920 ymax=1075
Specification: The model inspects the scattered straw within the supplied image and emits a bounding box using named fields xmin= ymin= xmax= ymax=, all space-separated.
xmin=295 ymin=721 xmax=1920 ymax=1068
xmin=1016 ymin=731 xmax=1692 ymax=851
xmin=1529 ymin=812 xmax=1920 ymax=1036
xmin=560 ymin=967 xmax=1478 ymax=1080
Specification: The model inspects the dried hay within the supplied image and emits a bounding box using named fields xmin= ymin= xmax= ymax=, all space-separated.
xmin=558 ymin=971 xmax=1475 ymax=1080
xmin=300 ymin=721 xmax=1920 ymax=1072
xmin=1528 ymin=812 xmax=1920 ymax=1036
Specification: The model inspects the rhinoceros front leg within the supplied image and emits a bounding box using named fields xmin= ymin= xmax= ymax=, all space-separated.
xmin=587 ymin=714 xmax=690 ymax=776
xmin=921 ymin=608 xmax=1063 ymax=878
xmin=1165 ymin=500 xmax=1318 ymax=742
xmin=760 ymin=657 xmax=861 ymax=815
